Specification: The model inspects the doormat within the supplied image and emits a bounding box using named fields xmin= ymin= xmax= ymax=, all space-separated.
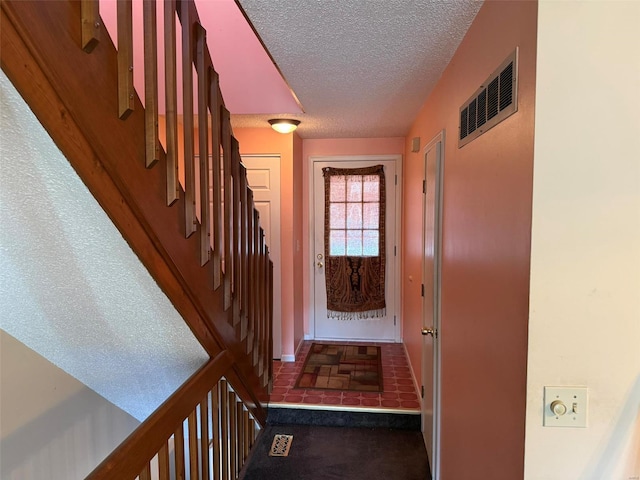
xmin=269 ymin=434 xmax=293 ymax=457
xmin=295 ymin=343 xmax=383 ymax=392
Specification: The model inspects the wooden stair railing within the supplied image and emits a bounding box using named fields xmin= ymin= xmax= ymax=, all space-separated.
xmin=1 ymin=0 xmax=273 ymax=442
xmin=86 ymin=350 xmax=261 ymax=480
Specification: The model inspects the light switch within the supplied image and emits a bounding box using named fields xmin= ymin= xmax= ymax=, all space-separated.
xmin=543 ymin=386 xmax=588 ymax=427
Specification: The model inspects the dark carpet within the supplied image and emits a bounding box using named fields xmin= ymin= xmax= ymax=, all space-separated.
xmin=239 ymin=423 xmax=431 ymax=480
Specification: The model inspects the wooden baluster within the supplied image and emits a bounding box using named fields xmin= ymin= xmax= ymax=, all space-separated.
xmin=262 ymin=244 xmax=269 ymax=380
xmin=252 ymin=209 xmax=260 ymax=367
xmin=196 ymin=23 xmax=210 ymax=266
xmin=158 ymin=441 xmax=170 ymax=480
xmin=236 ymin=401 xmax=244 ymax=471
xmin=262 ymin=248 xmax=273 ymax=387
xmin=249 ymin=209 xmax=257 ymax=365
xmin=209 ymin=70 xmax=222 ymax=290
xmin=80 ymin=0 xmax=100 ymax=53
xmin=257 ymin=227 xmax=265 ymax=376
xmin=264 ymin=238 xmax=269 ymax=378
xmin=143 ymin=0 xmax=159 ymax=168
xmin=221 ymin=108 xmax=233 ymax=311
xmin=188 ymin=411 xmax=199 ymax=480
xmin=228 ymin=390 xmax=237 ymax=480
xmin=243 ymin=408 xmax=251 ymax=462
xmin=200 ymin=395 xmax=210 ymax=479
xmin=164 ymin=0 xmax=179 ymax=205
xmin=139 ymin=463 xmax=151 ymax=480
xmin=174 ymin=423 xmax=186 ymax=480
xmin=220 ymin=380 xmax=229 ymax=480
xmin=211 ymin=384 xmax=221 ymax=480
xmin=267 ymin=259 xmax=274 ymax=386
xmin=180 ymin=1 xmax=196 ymax=238
xmin=239 ymin=163 xmax=249 ymax=341
xmin=259 ymin=248 xmax=267 ymax=382
xmin=245 ymin=188 xmax=254 ymax=355
xmin=231 ymin=138 xmax=241 ymax=328
xmin=117 ymin=0 xmax=134 ymax=119
xmin=249 ymin=420 xmax=256 ymax=448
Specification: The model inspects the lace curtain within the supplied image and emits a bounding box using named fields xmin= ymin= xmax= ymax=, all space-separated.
xmin=323 ymin=165 xmax=386 ymax=320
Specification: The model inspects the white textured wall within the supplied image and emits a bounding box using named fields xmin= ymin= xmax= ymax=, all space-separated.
xmin=1 ymin=330 xmax=140 ymax=480
xmin=0 ymin=70 xmax=209 ymax=421
xmin=525 ymin=2 xmax=640 ymax=479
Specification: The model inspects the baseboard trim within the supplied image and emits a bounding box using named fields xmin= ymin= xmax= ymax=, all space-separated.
xmin=281 ymin=354 xmax=296 ymax=363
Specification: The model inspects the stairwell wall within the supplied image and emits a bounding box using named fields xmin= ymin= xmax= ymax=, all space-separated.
xmin=0 ymin=330 xmax=140 ymax=479
xmin=0 ymin=67 xmax=209 ymax=422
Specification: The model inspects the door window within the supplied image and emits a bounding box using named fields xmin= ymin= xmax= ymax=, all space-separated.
xmin=327 ymin=173 xmax=381 ymax=256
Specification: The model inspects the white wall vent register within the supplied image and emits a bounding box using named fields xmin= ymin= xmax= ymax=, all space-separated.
xmin=458 ymin=48 xmax=519 ymax=148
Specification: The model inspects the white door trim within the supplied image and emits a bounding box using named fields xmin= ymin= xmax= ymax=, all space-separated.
xmin=307 ymin=154 xmax=403 ymax=342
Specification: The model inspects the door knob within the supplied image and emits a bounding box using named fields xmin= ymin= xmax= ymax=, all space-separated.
xmin=317 ymin=262 xmax=324 ymax=268
xmin=421 ymin=327 xmax=435 ymax=337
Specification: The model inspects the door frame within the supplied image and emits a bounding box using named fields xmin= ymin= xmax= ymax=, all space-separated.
xmin=307 ymin=155 xmax=403 ymax=342
xmin=421 ymin=132 xmax=444 ymax=479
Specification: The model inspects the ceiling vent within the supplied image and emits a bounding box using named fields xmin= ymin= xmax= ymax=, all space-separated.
xmin=458 ymin=48 xmax=518 ymax=148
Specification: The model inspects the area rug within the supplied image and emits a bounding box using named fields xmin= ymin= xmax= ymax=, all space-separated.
xmin=295 ymin=343 xmax=383 ymax=392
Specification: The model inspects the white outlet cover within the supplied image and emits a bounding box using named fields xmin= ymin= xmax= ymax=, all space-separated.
xmin=543 ymin=386 xmax=588 ymax=427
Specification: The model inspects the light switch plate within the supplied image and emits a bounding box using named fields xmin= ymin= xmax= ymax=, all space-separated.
xmin=543 ymin=386 xmax=588 ymax=427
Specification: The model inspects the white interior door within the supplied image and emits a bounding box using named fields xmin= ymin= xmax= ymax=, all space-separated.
xmin=241 ymin=156 xmax=282 ymax=359
xmin=421 ymin=133 xmax=444 ymax=478
xmin=311 ymin=156 xmax=400 ymax=342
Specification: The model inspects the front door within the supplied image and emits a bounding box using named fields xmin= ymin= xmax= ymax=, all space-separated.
xmin=311 ymin=156 xmax=400 ymax=341
xmin=421 ymin=132 xmax=444 ymax=478
xmin=241 ymin=155 xmax=282 ymax=359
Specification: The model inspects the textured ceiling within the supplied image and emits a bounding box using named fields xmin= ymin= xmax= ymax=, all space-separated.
xmin=232 ymin=0 xmax=483 ymax=139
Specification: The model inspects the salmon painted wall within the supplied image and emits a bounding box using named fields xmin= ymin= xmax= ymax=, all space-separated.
xmin=301 ymin=138 xmax=405 ymax=339
xmin=403 ymin=2 xmax=537 ymax=478
xmin=233 ymin=128 xmax=302 ymax=360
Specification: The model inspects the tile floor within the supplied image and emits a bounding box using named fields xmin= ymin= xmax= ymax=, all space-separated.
xmin=266 ymin=341 xmax=421 ymax=412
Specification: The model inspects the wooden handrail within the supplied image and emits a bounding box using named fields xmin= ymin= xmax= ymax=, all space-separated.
xmin=86 ymin=351 xmax=233 ymax=479
xmin=86 ymin=350 xmax=261 ymax=479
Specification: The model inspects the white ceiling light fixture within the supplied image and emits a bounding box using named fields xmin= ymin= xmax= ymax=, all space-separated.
xmin=268 ymin=118 xmax=300 ymax=134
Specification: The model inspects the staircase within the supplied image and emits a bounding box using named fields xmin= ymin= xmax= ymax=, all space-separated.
xmin=1 ymin=0 xmax=274 ymax=477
